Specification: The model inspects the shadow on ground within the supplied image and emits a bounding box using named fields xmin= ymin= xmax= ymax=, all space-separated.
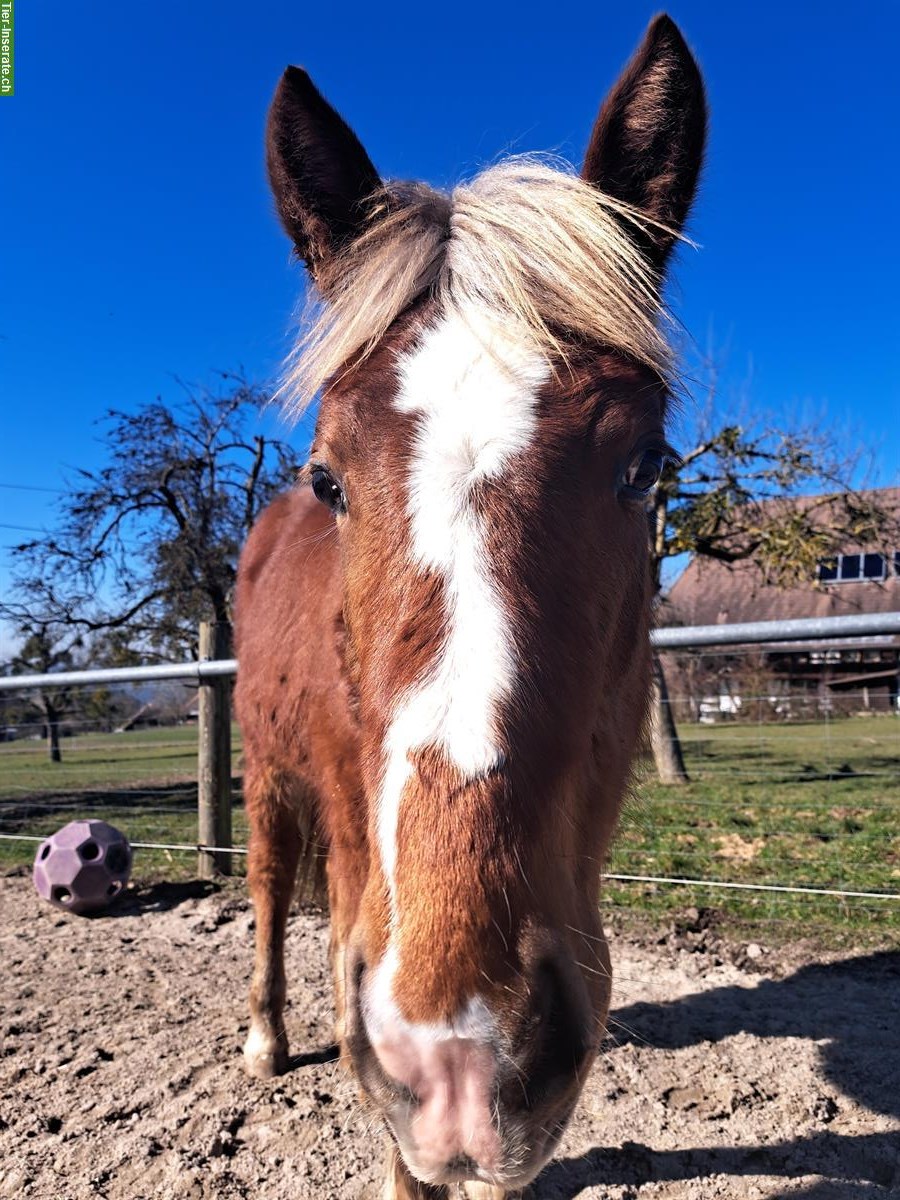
xmin=103 ymin=878 xmax=222 ymax=915
xmin=531 ymin=951 xmax=900 ymax=1197
xmin=613 ymin=951 xmax=900 ymax=1117
xmin=289 ymin=1043 xmax=340 ymax=1070
xmin=0 ymin=777 xmax=244 ymax=821
xmin=532 ymin=1132 xmax=899 ymax=1198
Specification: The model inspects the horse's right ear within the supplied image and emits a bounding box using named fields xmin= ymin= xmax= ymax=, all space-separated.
xmin=266 ymin=67 xmax=382 ymax=284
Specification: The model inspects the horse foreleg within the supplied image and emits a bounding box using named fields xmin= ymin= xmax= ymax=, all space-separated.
xmin=326 ymin=836 xmax=366 ymax=1049
xmin=244 ymin=772 xmax=301 ymax=1079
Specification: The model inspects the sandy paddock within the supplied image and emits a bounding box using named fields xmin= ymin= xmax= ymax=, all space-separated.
xmin=1 ymin=876 xmax=897 ymax=1200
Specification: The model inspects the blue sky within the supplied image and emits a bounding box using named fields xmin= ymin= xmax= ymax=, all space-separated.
xmin=2 ymin=0 xmax=898 ymax=613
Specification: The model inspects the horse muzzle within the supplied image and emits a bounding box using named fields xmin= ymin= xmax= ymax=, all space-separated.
xmin=345 ymin=939 xmax=600 ymax=1188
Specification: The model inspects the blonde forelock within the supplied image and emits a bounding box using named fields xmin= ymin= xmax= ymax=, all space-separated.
xmin=281 ymin=157 xmax=677 ymax=418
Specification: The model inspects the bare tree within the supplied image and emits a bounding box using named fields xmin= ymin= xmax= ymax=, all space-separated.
xmin=4 ymin=623 xmax=80 ymax=762
xmin=644 ymin=354 xmax=894 ymax=782
xmin=0 ymin=619 xmax=151 ymax=761
xmin=3 ymin=375 xmax=298 ymax=660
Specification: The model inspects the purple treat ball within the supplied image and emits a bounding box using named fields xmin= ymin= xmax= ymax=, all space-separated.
xmin=33 ymin=820 xmax=132 ymax=915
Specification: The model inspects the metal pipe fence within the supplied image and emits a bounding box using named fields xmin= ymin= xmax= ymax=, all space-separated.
xmin=1 ymin=614 xmax=897 ymax=934
xmin=1 ymin=611 xmax=897 ymax=692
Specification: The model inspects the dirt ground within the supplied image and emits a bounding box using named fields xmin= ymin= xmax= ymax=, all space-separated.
xmin=0 ymin=875 xmax=898 ymax=1200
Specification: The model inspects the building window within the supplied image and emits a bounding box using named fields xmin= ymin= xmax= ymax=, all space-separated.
xmin=818 ymin=558 xmax=838 ymax=582
xmin=817 ymin=552 xmax=891 ymax=583
xmin=863 ymin=553 xmax=887 ymax=580
xmin=842 ymin=554 xmax=862 ymax=581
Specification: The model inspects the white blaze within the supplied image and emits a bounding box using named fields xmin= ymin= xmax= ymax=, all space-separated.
xmin=376 ymin=311 xmax=548 ymax=917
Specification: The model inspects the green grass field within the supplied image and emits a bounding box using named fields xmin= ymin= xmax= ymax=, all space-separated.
xmin=1 ymin=716 xmax=897 ymax=943
xmin=0 ymin=724 xmax=248 ymax=876
xmin=612 ymin=716 xmax=900 ymax=943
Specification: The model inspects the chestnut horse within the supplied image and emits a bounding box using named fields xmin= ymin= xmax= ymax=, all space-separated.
xmin=235 ymin=15 xmax=705 ymax=1198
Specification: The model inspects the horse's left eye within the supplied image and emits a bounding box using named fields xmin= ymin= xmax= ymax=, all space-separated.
xmin=310 ymin=466 xmax=346 ymax=514
xmin=621 ymin=448 xmax=667 ymax=498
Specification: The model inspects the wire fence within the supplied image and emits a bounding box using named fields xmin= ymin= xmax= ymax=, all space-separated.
xmin=1 ymin=614 xmax=898 ymax=938
xmin=615 ymin=615 xmax=899 ymax=936
xmin=0 ymin=718 xmax=243 ymax=862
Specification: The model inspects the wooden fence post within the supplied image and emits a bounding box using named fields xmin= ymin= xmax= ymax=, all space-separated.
xmin=197 ymin=621 xmax=233 ymax=878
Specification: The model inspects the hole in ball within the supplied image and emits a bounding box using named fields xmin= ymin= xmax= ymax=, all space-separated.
xmin=40 ymin=844 xmax=51 ymax=860
xmin=106 ymin=846 xmax=128 ymax=874
xmin=79 ymin=841 xmax=100 ymax=861
xmin=52 ymin=886 xmax=72 ymax=905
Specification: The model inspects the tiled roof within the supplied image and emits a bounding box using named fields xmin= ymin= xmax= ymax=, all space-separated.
xmin=664 ymin=487 xmax=900 ymax=631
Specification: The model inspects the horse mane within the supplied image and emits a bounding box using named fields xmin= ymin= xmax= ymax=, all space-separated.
xmin=282 ymin=156 xmax=676 ymax=417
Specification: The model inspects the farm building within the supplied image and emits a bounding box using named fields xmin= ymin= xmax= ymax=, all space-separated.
xmin=662 ymin=487 xmax=900 ymax=720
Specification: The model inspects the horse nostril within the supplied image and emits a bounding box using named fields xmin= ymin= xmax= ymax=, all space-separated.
xmin=343 ymin=947 xmax=368 ymax=1038
xmin=519 ymin=958 xmax=590 ymax=1111
xmin=353 ymin=952 xmax=366 ymax=992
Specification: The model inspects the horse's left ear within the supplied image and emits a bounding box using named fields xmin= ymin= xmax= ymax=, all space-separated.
xmin=582 ymin=14 xmax=707 ymax=275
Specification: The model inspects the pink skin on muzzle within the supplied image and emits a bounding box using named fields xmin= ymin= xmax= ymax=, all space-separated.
xmin=373 ymin=1032 xmax=502 ymax=1178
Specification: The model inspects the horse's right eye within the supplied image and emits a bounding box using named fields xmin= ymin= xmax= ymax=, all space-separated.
xmin=310 ymin=466 xmax=346 ymax=515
